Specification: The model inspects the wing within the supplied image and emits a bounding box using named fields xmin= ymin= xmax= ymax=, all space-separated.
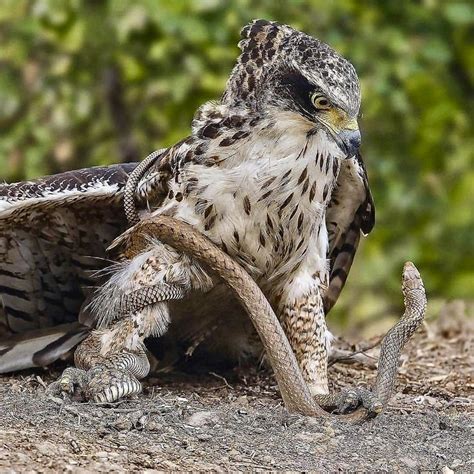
xmin=0 ymin=163 xmax=138 ymax=371
xmin=323 ymin=153 xmax=375 ymax=314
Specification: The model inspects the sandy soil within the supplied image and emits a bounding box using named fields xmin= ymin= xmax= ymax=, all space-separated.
xmin=0 ymin=309 xmax=472 ymax=472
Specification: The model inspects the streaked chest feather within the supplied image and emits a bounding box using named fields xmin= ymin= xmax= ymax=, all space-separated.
xmin=161 ymin=129 xmax=342 ymax=286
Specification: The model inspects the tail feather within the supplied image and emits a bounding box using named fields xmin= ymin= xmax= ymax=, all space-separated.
xmin=0 ymin=322 xmax=89 ymax=373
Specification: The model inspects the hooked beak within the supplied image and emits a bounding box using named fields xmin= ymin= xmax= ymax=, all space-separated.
xmin=313 ymin=114 xmax=361 ymax=158
xmin=336 ymin=116 xmax=360 ymax=158
xmin=337 ymin=128 xmax=361 ymax=158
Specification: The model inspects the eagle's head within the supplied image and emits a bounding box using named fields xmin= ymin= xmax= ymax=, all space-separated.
xmin=223 ymin=20 xmax=361 ymax=158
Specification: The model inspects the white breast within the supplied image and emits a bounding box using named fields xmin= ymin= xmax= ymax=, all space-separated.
xmin=158 ymin=127 xmax=343 ymax=289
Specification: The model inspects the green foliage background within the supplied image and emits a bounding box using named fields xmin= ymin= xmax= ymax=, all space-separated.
xmin=0 ymin=0 xmax=472 ymax=332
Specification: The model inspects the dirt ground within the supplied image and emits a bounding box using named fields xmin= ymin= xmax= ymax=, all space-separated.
xmin=1 ymin=305 xmax=472 ymax=472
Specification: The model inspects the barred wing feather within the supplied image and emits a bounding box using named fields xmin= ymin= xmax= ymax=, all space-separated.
xmin=0 ymin=163 xmax=137 ymax=372
xmin=323 ymin=154 xmax=375 ymax=314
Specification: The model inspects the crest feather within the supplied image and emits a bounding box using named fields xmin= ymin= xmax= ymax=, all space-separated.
xmin=223 ymin=20 xmax=289 ymax=107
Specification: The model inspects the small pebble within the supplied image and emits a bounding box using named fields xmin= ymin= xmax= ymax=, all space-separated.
xmin=146 ymin=420 xmax=162 ymax=432
xmin=400 ymin=457 xmax=418 ymax=469
xmin=135 ymin=415 xmax=148 ymax=429
xmin=441 ymin=467 xmax=454 ymax=474
xmin=113 ymin=417 xmax=133 ymax=431
xmin=263 ymin=455 xmax=275 ymax=465
xmin=69 ymin=440 xmax=81 ymax=454
xmin=445 ymin=382 xmax=455 ymax=392
xmin=234 ymin=395 xmax=249 ymax=407
xmin=186 ymin=411 xmax=218 ymax=427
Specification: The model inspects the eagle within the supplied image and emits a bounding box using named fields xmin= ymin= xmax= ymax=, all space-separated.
xmin=0 ymin=20 xmax=374 ymax=402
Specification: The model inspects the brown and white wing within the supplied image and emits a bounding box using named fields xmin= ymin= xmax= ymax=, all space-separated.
xmin=323 ymin=153 xmax=375 ymax=314
xmin=0 ymin=163 xmax=138 ymax=372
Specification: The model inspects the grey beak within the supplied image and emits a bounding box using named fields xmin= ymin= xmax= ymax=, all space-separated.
xmin=339 ymin=129 xmax=361 ymax=158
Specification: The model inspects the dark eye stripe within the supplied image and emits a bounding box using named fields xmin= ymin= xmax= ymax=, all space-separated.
xmin=280 ymin=71 xmax=318 ymax=119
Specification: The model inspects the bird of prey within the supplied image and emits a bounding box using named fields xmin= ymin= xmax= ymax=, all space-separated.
xmin=0 ymin=20 xmax=374 ymax=402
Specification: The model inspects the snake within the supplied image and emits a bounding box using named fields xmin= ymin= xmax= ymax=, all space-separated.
xmin=117 ymin=215 xmax=427 ymax=421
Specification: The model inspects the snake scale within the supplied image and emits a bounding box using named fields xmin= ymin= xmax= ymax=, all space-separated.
xmin=117 ymin=215 xmax=427 ymax=421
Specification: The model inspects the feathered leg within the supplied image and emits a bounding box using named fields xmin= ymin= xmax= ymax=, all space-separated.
xmin=278 ymin=282 xmax=381 ymax=414
xmin=277 ymin=266 xmax=383 ymax=415
xmin=49 ymin=241 xmax=213 ymax=402
xmin=280 ymin=289 xmax=330 ymax=396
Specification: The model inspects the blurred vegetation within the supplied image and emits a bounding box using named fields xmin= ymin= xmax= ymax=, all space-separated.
xmin=0 ymin=0 xmax=472 ymax=332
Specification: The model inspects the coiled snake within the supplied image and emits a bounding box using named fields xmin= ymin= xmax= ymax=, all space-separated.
xmin=118 ymin=215 xmax=427 ymax=422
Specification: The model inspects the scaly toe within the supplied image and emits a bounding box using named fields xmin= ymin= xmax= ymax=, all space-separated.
xmin=338 ymin=391 xmax=359 ymax=413
xmin=354 ymin=387 xmax=384 ymax=417
xmin=47 ymin=367 xmax=87 ymax=400
xmin=82 ymin=365 xmax=143 ymax=403
xmin=337 ymin=390 xmax=360 ymax=413
xmin=93 ymin=379 xmax=142 ymax=403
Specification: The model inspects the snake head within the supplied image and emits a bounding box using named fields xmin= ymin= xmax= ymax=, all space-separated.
xmin=401 ymin=261 xmax=424 ymax=295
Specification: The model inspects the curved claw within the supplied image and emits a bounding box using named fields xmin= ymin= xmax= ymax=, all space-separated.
xmin=59 ymin=368 xmax=85 ymax=395
xmin=314 ymin=387 xmax=384 ymax=418
xmin=337 ymin=389 xmax=359 ymax=413
xmin=47 ymin=367 xmax=88 ymax=400
xmin=348 ymin=387 xmax=383 ymax=417
xmin=48 ymin=365 xmax=143 ymax=403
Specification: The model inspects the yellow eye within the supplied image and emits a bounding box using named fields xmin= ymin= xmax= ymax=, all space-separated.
xmin=311 ymin=93 xmax=330 ymax=110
